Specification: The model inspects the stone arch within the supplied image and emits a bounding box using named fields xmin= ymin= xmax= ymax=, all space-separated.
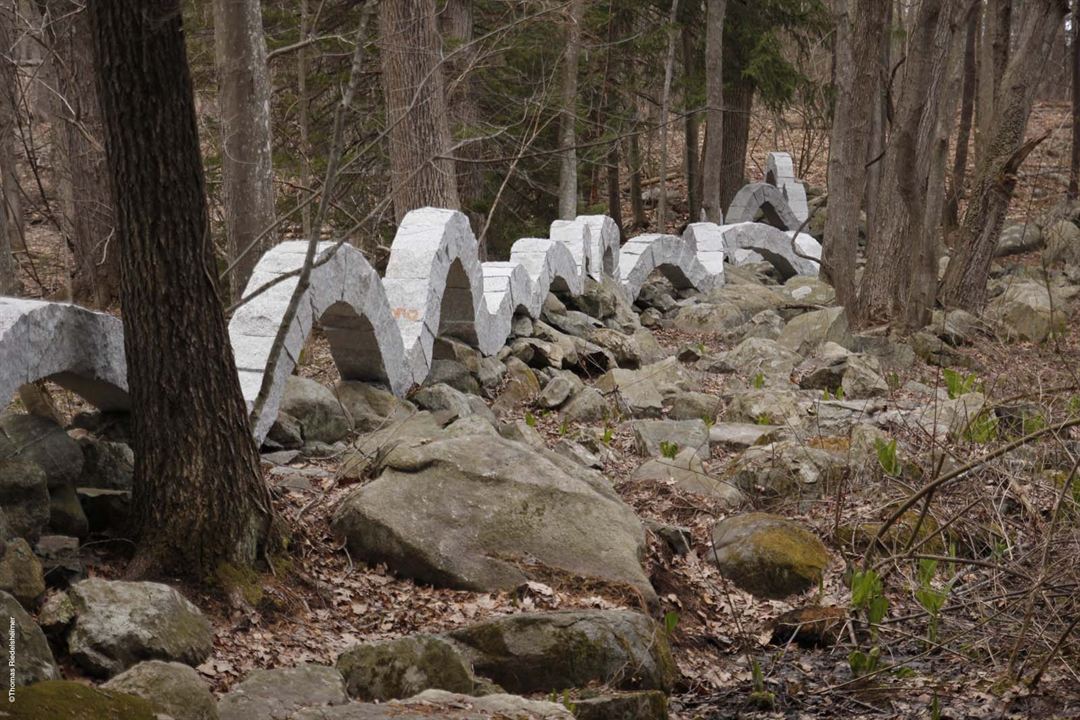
xmin=726 ymin=183 xmax=801 ymax=231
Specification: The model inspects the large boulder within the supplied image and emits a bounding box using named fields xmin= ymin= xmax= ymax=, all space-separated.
xmin=335 ymin=382 xmax=416 ymax=434
xmin=331 ymin=432 xmax=653 ymax=600
xmin=8 ymin=680 xmax=157 ymax=719
xmin=281 ymin=376 xmax=353 ymax=444
xmin=1044 ymin=218 xmax=1080 ymax=268
xmin=912 ymin=392 xmax=987 ymax=441
xmin=629 ymin=419 xmax=710 ymax=460
xmin=671 ymin=302 xmax=745 ymax=334
xmin=0 ymin=537 xmax=45 ymax=608
xmin=1 ymin=590 xmax=59 ymax=688
xmin=446 ymin=610 xmax=676 ymax=694
xmin=706 ymin=284 xmax=787 ymax=315
xmin=0 ymin=459 xmax=49 ymax=542
xmin=986 ymin=282 xmax=1066 ymax=343
xmin=292 ymin=690 xmax=573 ymax=720
xmin=40 ymin=578 xmax=213 ymax=678
xmin=995 ymin=223 xmax=1043 ymax=257
xmin=336 ymin=635 xmax=478 ymax=701
xmin=726 ymin=440 xmax=845 ymax=507
xmin=721 ymin=337 xmax=801 ymax=383
xmin=711 ymin=513 xmax=829 ymax=599
xmin=631 ymin=449 xmax=744 ymax=507
xmin=103 ymin=660 xmax=218 ymax=720
xmin=77 ymin=437 xmax=134 ymax=491
xmin=777 ymin=307 xmax=851 ymax=357
xmin=217 ymin=665 xmax=348 ymax=720
xmin=724 ymin=389 xmax=803 ymax=427
xmin=0 ymin=414 xmax=83 ymax=489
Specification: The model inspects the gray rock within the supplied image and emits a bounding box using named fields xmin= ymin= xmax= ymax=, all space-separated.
xmin=0 ymin=413 xmax=83 ymax=489
xmin=986 ymin=282 xmax=1067 ymax=342
xmin=721 ymin=337 xmax=801 ymax=383
xmin=538 ymin=375 xmax=576 ymax=409
xmin=218 ymin=665 xmax=348 ymax=720
xmin=926 ymin=309 xmax=987 ymax=347
xmin=412 ymin=383 xmax=474 ymax=421
xmin=711 ymin=513 xmax=829 ymax=599
xmin=736 ymin=309 xmax=786 ymax=341
xmin=631 ymin=449 xmax=744 ymax=506
xmin=1044 ymin=219 xmax=1080 ymax=267
xmin=0 ymin=537 xmax=44 ymax=608
xmin=559 ymin=387 xmax=608 ymax=424
xmin=104 ymin=660 xmax=218 ymax=720
xmin=629 ymin=419 xmax=710 ymax=460
xmin=664 ymin=391 xmax=721 ymax=422
xmin=77 ymin=437 xmax=134 ymax=491
xmin=0 ymin=459 xmax=49 ymax=542
xmin=995 ymin=223 xmax=1043 ymax=257
xmin=282 ymin=376 xmax=354 ymax=444
xmin=841 ymin=354 xmax=889 ymax=399
xmin=331 ymin=433 xmax=653 ymax=601
xmin=588 ymin=328 xmax=642 ymax=368
xmin=266 ymin=411 xmax=304 ymax=450
xmin=293 ymin=691 xmax=573 ymax=719
xmin=912 ymin=392 xmax=987 ymax=440
xmin=336 ymin=635 xmax=478 ymax=701
xmin=554 ymin=439 xmax=602 ymax=469
xmin=425 ymin=359 xmax=481 ymax=395
xmin=43 ymin=577 xmax=213 ymax=678
xmin=49 ymin=482 xmax=89 ymax=538
xmin=727 ymin=440 xmax=846 ymax=506
xmin=911 ymin=331 xmax=972 ymax=368
xmin=777 ymin=307 xmax=850 ymax=357
xmin=34 ymin=534 xmax=83 ymax=588
xmin=782 ymin=276 xmax=836 ymax=305
xmin=335 ymin=382 xmax=417 ymax=434
xmin=446 ymin=610 xmax=676 ymax=694
xmin=571 ymin=691 xmax=669 ymax=720
xmin=724 ymin=389 xmax=803 ymax=427
xmin=671 ymin=302 xmax=745 ymax=334
xmin=708 ymin=422 xmax=781 ymax=450
xmin=1 ymin=589 xmax=59 ymax=687
xmin=706 ymin=284 xmax=787 ymax=315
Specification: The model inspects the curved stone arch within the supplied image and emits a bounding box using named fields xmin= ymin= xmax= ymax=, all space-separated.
xmin=508 ymin=237 xmax=583 ymax=306
xmin=618 ymin=234 xmax=720 ymax=302
xmin=576 ymin=215 xmax=620 ymax=280
xmin=719 ymin=223 xmax=820 ymax=279
xmin=229 ymin=241 xmax=411 ymax=443
xmin=682 ymin=223 xmax=726 ymax=284
xmin=382 ymin=208 xmax=487 ymax=380
xmin=0 ymin=298 xmax=129 ymax=412
xmin=548 ymin=219 xmax=592 ymax=284
xmin=726 ymin=183 xmax=801 ymax=231
xmin=765 ymin=152 xmax=809 ymax=223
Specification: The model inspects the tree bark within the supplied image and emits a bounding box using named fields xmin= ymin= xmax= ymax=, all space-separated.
xmin=719 ymin=80 xmax=753 ymax=215
xmin=976 ymin=0 xmax=1012 ymax=162
xmin=681 ymin=23 xmax=701 ymax=222
xmin=88 ymin=0 xmax=275 ymax=577
xmin=440 ymin=0 xmax=483 ymax=212
xmin=941 ymin=0 xmax=1068 ymax=310
xmin=1070 ymin=0 xmax=1080 ymax=199
xmin=39 ymin=0 xmax=118 ymax=307
xmin=0 ymin=2 xmax=17 ymax=296
xmin=298 ymin=0 xmax=312 ymax=238
xmin=655 ymin=0 xmax=681 ymax=232
xmin=213 ymin=0 xmax=277 ymax=299
xmin=557 ymin=0 xmax=585 ymax=220
xmin=700 ymin=0 xmax=727 ymax=222
xmin=864 ymin=0 xmax=892 ymax=232
xmin=945 ymin=6 xmax=979 ymax=229
xmin=858 ymin=0 xmax=967 ymax=325
xmin=380 ymin=0 xmax=459 ymax=223
xmin=821 ymin=0 xmax=887 ymax=312
xmin=629 ymin=110 xmax=646 ymax=229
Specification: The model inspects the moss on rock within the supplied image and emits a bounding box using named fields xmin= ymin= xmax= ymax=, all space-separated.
xmin=711 ymin=513 xmax=829 ymax=599
xmin=336 ymin=634 xmax=477 ymax=701
xmin=8 ymin=680 xmax=157 ymax=720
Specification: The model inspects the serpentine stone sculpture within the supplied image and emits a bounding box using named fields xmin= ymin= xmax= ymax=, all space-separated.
xmin=0 ymin=152 xmax=819 ymax=444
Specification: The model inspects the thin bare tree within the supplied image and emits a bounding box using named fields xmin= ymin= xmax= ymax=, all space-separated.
xmin=701 ymin=0 xmax=727 ymax=222
xmin=557 ymin=0 xmax=585 ymax=220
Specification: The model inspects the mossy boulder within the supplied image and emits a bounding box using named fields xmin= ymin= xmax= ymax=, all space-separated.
xmin=281 ymin=376 xmax=354 ymax=444
xmin=570 ymin=690 xmax=668 ymax=720
xmin=710 ymin=513 xmax=829 ymax=599
xmin=0 ymin=459 xmax=49 ymax=542
xmin=0 ymin=414 xmax=84 ymax=490
xmin=777 ymin=307 xmax=851 ymax=357
xmin=0 ymin=590 xmax=58 ymax=687
xmin=8 ymin=680 xmax=156 ymax=720
xmin=446 ymin=610 xmax=676 ymax=694
xmin=217 ymin=664 xmax=348 ymax=720
xmin=336 ymin=634 xmax=479 ymax=701
xmin=103 ymin=660 xmax=218 ymax=720
xmin=43 ymin=578 xmax=213 ymax=678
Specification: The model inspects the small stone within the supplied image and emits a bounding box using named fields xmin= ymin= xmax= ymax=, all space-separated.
xmin=218 ymin=665 xmax=348 ymax=720
xmin=711 ymin=513 xmax=829 ymax=599
xmin=336 ymin=635 xmax=477 ymax=702
xmin=0 ymin=537 xmax=45 ymax=608
xmin=104 ymin=660 xmax=218 ymax=720
xmin=630 ymin=419 xmax=710 ymax=460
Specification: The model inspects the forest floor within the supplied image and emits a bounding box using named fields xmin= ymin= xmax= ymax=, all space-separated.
xmin=10 ymin=102 xmax=1080 ymax=719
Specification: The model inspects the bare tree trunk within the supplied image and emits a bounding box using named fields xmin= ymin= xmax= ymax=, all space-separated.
xmin=1070 ymin=0 xmax=1080 ymax=199
xmin=88 ymin=0 xmax=276 ymax=577
xmin=719 ymin=80 xmax=753 ymax=214
xmin=629 ymin=110 xmax=646 ymax=229
xmin=976 ymin=0 xmax=1012 ymax=162
xmin=655 ymin=0 xmax=681 ymax=231
xmin=299 ymin=0 xmax=312 ymax=238
xmin=557 ymin=0 xmax=585 ymax=220
xmin=941 ymin=0 xmax=1067 ymax=310
xmin=0 ymin=2 xmax=16 ymax=295
xmin=700 ymin=0 xmax=727 ymax=222
xmin=821 ymin=0 xmax=887 ymax=312
xmin=380 ymin=0 xmax=459 ymax=222
xmin=441 ymin=0 xmax=482 ymax=212
xmin=681 ymin=23 xmax=701 ymax=222
xmin=945 ymin=6 xmax=979 ymax=229
xmin=39 ymin=0 xmax=118 ymax=307
xmin=864 ymin=0 xmax=892 ymax=231
xmin=213 ymin=0 xmax=276 ymax=299
xmin=858 ymin=0 xmax=967 ymax=325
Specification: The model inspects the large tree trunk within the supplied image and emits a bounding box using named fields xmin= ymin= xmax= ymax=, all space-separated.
xmin=864 ymin=0 xmax=892 ymax=232
xmin=380 ymin=0 xmax=459 ymax=223
xmin=40 ymin=0 xmax=118 ymax=307
xmin=945 ymin=6 xmax=979 ymax=229
xmin=629 ymin=110 xmax=646 ymax=229
xmin=976 ymin=0 xmax=1012 ymax=162
xmin=1070 ymin=0 xmax=1080 ymax=199
xmin=213 ymin=0 xmax=276 ymax=299
xmin=719 ymin=80 xmax=753 ymax=214
xmin=700 ymin=0 xmax=727 ymax=222
xmin=681 ymin=23 xmax=701 ymax=222
xmin=440 ymin=0 xmax=483 ymax=213
xmin=88 ymin=0 xmax=275 ymax=577
xmin=0 ymin=2 xmax=17 ymax=296
xmin=821 ymin=0 xmax=887 ymax=312
xmin=940 ymin=0 xmax=1068 ymax=310
xmin=655 ymin=0 xmax=681 ymax=231
xmin=858 ymin=0 xmax=967 ymax=325
xmin=557 ymin=0 xmax=585 ymax=220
